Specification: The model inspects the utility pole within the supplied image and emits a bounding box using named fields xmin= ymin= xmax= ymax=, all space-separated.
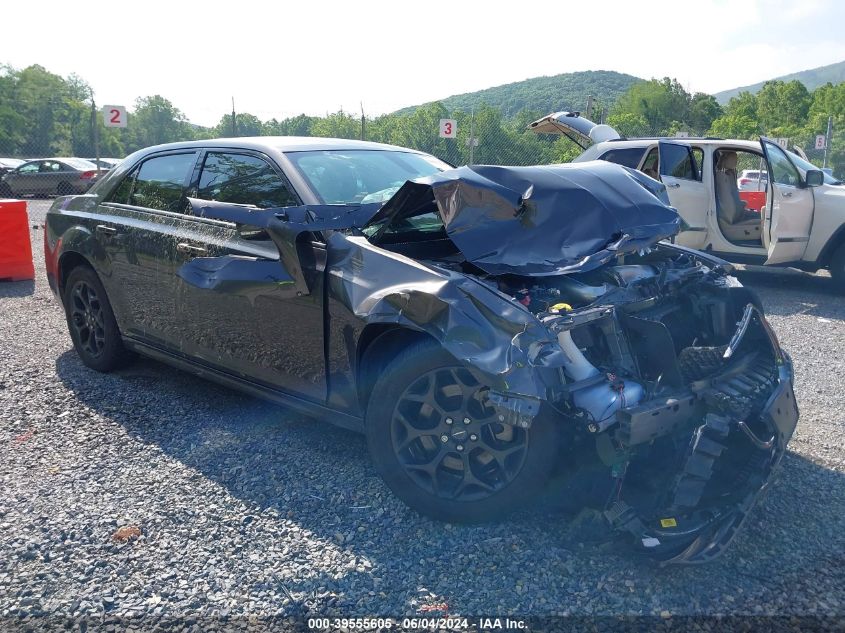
xmin=90 ymin=91 xmax=100 ymax=173
xmin=231 ymin=97 xmax=237 ymax=137
xmin=824 ymin=115 xmax=833 ymax=168
xmin=586 ymin=95 xmax=594 ymax=120
xmin=360 ymin=102 xmax=365 ymax=141
xmin=469 ymin=107 xmax=476 ymax=165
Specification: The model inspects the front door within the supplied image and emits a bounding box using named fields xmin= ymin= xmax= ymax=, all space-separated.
xmin=656 ymin=142 xmax=709 ymax=249
xmin=760 ymin=138 xmax=815 ymax=265
xmin=173 ymin=150 xmax=328 ymax=401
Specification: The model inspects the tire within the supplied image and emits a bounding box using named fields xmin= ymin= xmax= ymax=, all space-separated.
xmin=57 ymin=182 xmax=73 ymax=196
xmin=63 ymin=265 xmax=133 ymax=372
xmin=0 ymin=182 xmax=13 ymax=197
xmin=365 ymin=339 xmax=559 ymax=523
xmin=831 ymin=244 xmax=845 ymax=291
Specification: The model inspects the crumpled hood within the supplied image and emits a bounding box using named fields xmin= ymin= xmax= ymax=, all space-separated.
xmin=366 ymin=161 xmax=681 ymax=275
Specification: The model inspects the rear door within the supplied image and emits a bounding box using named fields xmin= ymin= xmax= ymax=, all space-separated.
xmin=97 ymin=151 xmax=201 ymax=348
xmin=173 ymin=149 xmax=328 ymax=401
xmin=657 ymin=141 xmax=709 ymax=248
xmin=760 ymin=138 xmax=814 ymax=264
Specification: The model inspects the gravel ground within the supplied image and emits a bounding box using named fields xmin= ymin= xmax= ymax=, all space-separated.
xmin=1 ymin=200 xmax=844 ymax=627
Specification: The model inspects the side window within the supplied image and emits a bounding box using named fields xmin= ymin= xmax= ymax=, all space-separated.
xmin=197 ymin=152 xmax=297 ymax=209
xmin=129 ymin=153 xmax=198 ymax=212
xmin=18 ymin=162 xmax=40 ymax=174
xmin=106 ymin=166 xmax=138 ymax=204
xmin=660 ymin=144 xmax=698 ymax=180
xmin=764 ymin=142 xmax=800 ymax=187
xmin=691 ymin=148 xmax=704 ymax=181
xmin=40 ymin=161 xmax=61 ymax=173
xmin=597 ymin=147 xmax=646 ymax=169
xmin=641 ymin=148 xmax=659 ymax=179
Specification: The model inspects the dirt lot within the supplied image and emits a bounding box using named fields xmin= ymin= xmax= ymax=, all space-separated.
xmin=1 ymin=200 xmax=844 ymax=626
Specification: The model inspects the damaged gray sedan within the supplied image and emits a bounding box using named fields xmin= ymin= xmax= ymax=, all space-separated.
xmin=44 ymin=138 xmax=799 ymax=563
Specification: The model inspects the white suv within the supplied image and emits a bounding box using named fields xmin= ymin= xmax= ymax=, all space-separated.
xmin=530 ymin=111 xmax=845 ymax=287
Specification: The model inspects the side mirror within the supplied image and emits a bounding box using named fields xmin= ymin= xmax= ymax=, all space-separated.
xmin=805 ymin=169 xmax=824 ymax=187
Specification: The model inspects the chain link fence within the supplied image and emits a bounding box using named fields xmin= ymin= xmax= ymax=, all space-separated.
xmin=1 ymin=93 xmax=839 ymax=199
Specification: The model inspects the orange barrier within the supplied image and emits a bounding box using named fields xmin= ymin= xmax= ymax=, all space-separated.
xmin=0 ymin=199 xmax=35 ymax=281
xmin=739 ymin=191 xmax=767 ymax=212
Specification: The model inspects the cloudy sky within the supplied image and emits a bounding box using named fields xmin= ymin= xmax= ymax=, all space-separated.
xmin=3 ymin=0 xmax=844 ymax=127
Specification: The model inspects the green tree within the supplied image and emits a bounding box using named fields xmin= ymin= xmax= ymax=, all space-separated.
xmin=756 ymin=80 xmax=811 ymax=132
xmin=612 ymin=78 xmax=691 ymax=134
xmin=688 ymin=93 xmax=722 ymax=134
xmin=126 ymin=95 xmax=194 ymax=150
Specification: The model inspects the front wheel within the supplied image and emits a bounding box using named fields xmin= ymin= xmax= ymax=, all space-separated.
xmin=830 ymin=244 xmax=845 ymax=291
xmin=365 ymin=340 xmax=559 ymax=523
xmin=63 ymin=266 xmax=133 ymax=372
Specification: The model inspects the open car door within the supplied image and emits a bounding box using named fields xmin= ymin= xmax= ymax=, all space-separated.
xmin=657 ymin=141 xmax=709 ymax=249
xmin=759 ymin=138 xmax=814 ymax=265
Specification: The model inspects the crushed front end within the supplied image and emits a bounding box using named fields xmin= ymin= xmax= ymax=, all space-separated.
xmin=499 ymin=251 xmax=799 ymax=563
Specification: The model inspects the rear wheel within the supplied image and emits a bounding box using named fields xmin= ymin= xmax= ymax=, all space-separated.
xmin=57 ymin=182 xmax=73 ymax=196
xmin=830 ymin=244 xmax=845 ymax=291
xmin=0 ymin=182 xmax=13 ymax=197
xmin=63 ymin=266 xmax=133 ymax=371
xmin=365 ymin=339 xmax=558 ymax=523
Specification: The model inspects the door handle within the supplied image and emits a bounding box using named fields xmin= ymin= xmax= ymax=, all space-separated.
xmin=781 ymin=191 xmax=793 ymax=198
xmin=176 ymin=242 xmax=207 ymax=255
xmin=666 ymin=182 xmax=681 ymax=188
xmin=95 ymin=224 xmax=118 ymax=235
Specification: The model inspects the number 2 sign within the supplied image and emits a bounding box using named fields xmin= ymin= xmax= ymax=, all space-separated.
xmin=102 ymin=105 xmax=128 ymax=128
xmin=439 ymin=119 xmax=457 ymax=139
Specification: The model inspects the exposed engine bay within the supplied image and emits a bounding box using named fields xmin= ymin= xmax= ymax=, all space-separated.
xmin=419 ymin=244 xmax=797 ymax=563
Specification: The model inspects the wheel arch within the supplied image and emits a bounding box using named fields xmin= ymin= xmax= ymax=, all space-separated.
xmin=816 ymin=223 xmax=845 ymax=268
xmin=355 ymin=324 xmax=437 ymax=415
xmin=57 ymin=251 xmax=95 ymax=300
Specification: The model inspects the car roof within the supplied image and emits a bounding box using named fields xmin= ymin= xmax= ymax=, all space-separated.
xmin=593 ymin=138 xmax=761 ymax=150
xmin=135 ymin=136 xmax=426 ymax=155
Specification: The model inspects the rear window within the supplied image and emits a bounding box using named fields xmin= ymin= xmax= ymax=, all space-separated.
xmin=63 ymin=158 xmax=98 ymax=170
xmin=597 ymin=147 xmax=646 ymax=169
xmin=108 ymin=152 xmax=197 ymax=212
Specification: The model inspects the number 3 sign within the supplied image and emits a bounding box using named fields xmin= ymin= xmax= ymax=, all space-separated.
xmin=102 ymin=105 xmax=128 ymax=128
xmin=439 ymin=119 xmax=457 ymax=139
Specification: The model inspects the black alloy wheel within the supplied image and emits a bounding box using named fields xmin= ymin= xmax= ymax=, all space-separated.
xmin=366 ymin=339 xmax=558 ymax=523
xmin=391 ymin=365 xmax=528 ymax=501
xmin=68 ymin=279 xmax=106 ymax=358
xmin=63 ymin=266 xmax=133 ymax=372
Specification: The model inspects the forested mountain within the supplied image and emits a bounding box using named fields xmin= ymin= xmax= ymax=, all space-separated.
xmin=394 ymin=70 xmax=642 ymax=118
xmin=713 ymin=60 xmax=845 ymax=103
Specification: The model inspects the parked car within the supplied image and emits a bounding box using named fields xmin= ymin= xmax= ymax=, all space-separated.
xmin=0 ymin=157 xmax=26 ymax=178
xmin=737 ymin=169 xmax=768 ymax=191
xmin=0 ymin=157 xmax=102 ymax=197
xmin=84 ymin=157 xmax=123 ymax=170
xmin=530 ymin=112 xmax=845 ymax=288
xmin=44 ymin=137 xmax=798 ymax=563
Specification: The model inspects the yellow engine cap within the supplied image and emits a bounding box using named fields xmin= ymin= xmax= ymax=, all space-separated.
xmin=550 ymin=302 xmax=573 ymax=313
xmin=660 ymin=518 xmax=678 ymax=528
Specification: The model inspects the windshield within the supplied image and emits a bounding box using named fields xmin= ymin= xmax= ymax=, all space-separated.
xmin=286 ymin=149 xmax=450 ymax=205
xmin=788 ymin=152 xmax=841 ymax=185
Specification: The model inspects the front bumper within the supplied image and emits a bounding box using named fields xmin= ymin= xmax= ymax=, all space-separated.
xmin=606 ymin=307 xmax=799 ymax=564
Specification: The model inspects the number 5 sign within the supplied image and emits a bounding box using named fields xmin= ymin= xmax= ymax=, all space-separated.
xmin=103 ymin=105 xmax=128 ymax=128
xmin=439 ymin=119 xmax=457 ymax=139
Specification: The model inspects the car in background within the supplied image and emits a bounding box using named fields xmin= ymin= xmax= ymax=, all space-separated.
xmin=0 ymin=158 xmax=102 ymax=197
xmin=43 ymin=136 xmax=798 ymax=563
xmin=85 ymin=157 xmax=123 ymax=171
xmin=0 ymin=158 xmax=26 ymax=178
xmin=737 ymin=169 xmax=768 ymax=191
xmin=529 ymin=111 xmax=845 ymax=289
